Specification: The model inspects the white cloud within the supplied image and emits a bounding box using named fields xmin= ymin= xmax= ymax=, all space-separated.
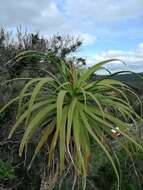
xmin=0 ymin=0 xmax=143 ymax=75
xmin=74 ymin=33 xmax=97 ymax=45
xmin=64 ymin=0 xmax=143 ymax=22
xmin=86 ymin=43 xmax=143 ymax=73
xmin=138 ymin=43 xmax=143 ymax=52
xmin=0 ymin=0 xmax=143 ymax=38
xmin=0 ymin=0 xmax=64 ymax=32
xmin=81 ymin=33 xmax=96 ymax=45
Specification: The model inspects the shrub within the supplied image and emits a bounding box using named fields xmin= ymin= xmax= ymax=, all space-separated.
xmin=0 ymin=159 xmax=15 ymax=181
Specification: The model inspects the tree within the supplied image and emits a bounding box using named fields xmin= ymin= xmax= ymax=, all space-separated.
xmin=1 ymin=51 xmax=143 ymax=190
xmin=0 ymin=28 xmax=84 ymax=79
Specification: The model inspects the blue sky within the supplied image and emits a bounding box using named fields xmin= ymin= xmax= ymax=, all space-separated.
xmin=0 ymin=0 xmax=143 ymax=73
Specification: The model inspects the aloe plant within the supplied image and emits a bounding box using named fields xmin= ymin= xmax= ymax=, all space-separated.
xmin=0 ymin=51 xmax=143 ymax=190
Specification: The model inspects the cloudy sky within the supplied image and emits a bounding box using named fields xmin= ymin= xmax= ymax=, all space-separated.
xmin=0 ymin=0 xmax=143 ymax=73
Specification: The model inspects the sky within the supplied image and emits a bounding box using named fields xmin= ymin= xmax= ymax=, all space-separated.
xmin=0 ymin=0 xmax=143 ymax=73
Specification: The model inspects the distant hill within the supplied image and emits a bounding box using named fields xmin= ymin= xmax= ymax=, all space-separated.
xmin=112 ymin=72 xmax=143 ymax=91
xmin=94 ymin=72 xmax=143 ymax=92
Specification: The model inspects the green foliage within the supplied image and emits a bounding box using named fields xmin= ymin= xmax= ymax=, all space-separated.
xmin=0 ymin=159 xmax=15 ymax=180
xmin=1 ymin=51 xmax=143 ymax=189
xmin=87 ymin=146 xmax=143 ymax=190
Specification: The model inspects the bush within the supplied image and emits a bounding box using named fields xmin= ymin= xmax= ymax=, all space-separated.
xmin=86 ymin=146 xmax=143 ymax=190
xmin=0 ymin=159 xmax=15 ymax=181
